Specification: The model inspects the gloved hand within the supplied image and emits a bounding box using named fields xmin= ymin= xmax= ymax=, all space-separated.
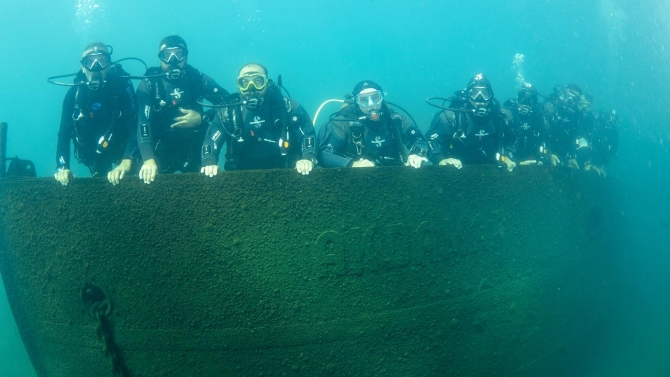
xmin=171 ymin=108 xmax=202 ymax=129
xmin=502 ymin=158 xmax=516 ymax=172
xmin=107 ymin=159 xmax=132 ymax=186
xmin=352 ymin=159 xmax=375 ymax=168
xmin=568 ymin=159 xmax=580 ymax=169
xmin=405 ymin=154 xmax=427 ymax=169
xmin=139 ymin=159 xmax=158 ymax=184
xmin=438 ymin=158 xmax=462 ymax=169
xmin=519 ymin=160 xmax=537 ymax=166
xmin=550 ymin=154 xmax=561 ymax=166
xmin=201 ymin=165 xmax=219 ymax=177
xmin=54 ymin=169 xmax=73 ymax=186
xmin=295 ymin=159 xmax=314 ymax=175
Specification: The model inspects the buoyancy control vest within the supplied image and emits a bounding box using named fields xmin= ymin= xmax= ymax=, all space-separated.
xmin=71 ymin=67 xmax=129 ymax=165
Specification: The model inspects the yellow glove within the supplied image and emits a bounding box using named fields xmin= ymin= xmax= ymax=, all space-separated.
xmin=438 ymin=158 xmax=462 ymax=169
xmin=568 ymin=159 xmax=580 ymax=169
xmin=550 ymin=154 xmax=561 ymax=166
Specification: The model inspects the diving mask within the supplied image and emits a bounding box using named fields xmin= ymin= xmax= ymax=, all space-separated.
xmin=355 ymin=89 xmax=383 ymax=108
xmin=81 ymin=52 xmax=111 ymax=72
xmin=559 ymin=89 xmax=580 ymax=106
xmin=518 ymin=91 xmax=537 ymax=107
xmin=577 ymin=96 xmax=591 ymax=113
xmin=158 ymin=47 xmax=187 ymax=65
xmin=237 ymin=73 xmax=268 ymax=92
xmin=469 ymin=87 xmax=492 ymax=102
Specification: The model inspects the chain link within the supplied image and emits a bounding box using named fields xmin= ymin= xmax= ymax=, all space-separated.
xmin=91 ymin=300 xmax=131 ymax=377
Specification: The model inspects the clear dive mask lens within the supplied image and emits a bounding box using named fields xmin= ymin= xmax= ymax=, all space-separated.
xmin=158 ymin=47 xmax=187 ymax=65
xmin=355 ymin=90 xmax=384 ymax=108
xmin=560 ymin=90 xmax=580 ymax=106
xmin=578 ymin=99 xmax=591 ymax=113
xmin=236 ymin=74 xmax=268 ymax=92
xmin=81 ymin=53 xmax=111 ymax=72
xmin=469 ymin=87 xmax=491 ymax=102
xmin=518 ymin=91 xmax=537 ymax=107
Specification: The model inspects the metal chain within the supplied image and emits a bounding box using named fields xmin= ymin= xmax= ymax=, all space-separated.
xmin=91 ymin=301 xmax=131 ymax=377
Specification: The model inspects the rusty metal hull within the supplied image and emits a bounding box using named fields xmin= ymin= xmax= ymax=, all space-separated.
xmin=0 ymin=166 xmax=621 ymax=376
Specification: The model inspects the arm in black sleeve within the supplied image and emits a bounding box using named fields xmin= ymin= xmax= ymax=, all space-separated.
xmin=542 ymin=101 xmax=557 ymax=130
xmin=500 ymin=108 xmax=517 ymax=158
xmin=425 ymin=111 xmax=454 ymax=164
xmin=396 ymin=112 xmax=428 ymax=157
xmin=56 ymin=87 xmax=77 ymax=170
xmin=287 ymin=99 xmax=318 ymax=162
xmin=196 ymin=71 xmax=230 ymax=123
xmin=136 ymin=75 xmax=157 ymax=161
xmin=267 ymin=85 xmax=290 ymax=135
xmin=317 ymin=119 xmax=354 ymax=168
xmin=118 ymin=77 xmax=138 ymax=160
xmin=202 ymin=110 xmax=228 ymax=167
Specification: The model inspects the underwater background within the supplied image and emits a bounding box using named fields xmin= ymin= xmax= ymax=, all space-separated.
xmin=0 ymin=0 xmax=668 ymax=375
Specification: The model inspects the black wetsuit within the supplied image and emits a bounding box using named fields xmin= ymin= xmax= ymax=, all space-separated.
xmin=503 ymin=98 xmax=547 ymax=163
xmin=202 ymin=85 xmax=317 ymax=170
xmin=426 ymin=100 xmax=514 ymax=165
xmin=317 ymin=103 xmax=428 ymax=167
xmin=137 ymin=65 xmax=228 ymax=173
xmin=56 ymin=67 xmax=137 ymax=176
xmin=542 ymin=97 xmax=584 ymax=162
xmin=586 ymin=111 xmax=619 ymax=167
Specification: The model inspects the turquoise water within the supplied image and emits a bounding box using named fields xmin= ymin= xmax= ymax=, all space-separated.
xmin=1 ymin=0 xmax=669 ymax=375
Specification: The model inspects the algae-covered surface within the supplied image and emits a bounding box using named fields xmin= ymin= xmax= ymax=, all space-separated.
xmin=0 ymin=166 xmax=622 ymax=376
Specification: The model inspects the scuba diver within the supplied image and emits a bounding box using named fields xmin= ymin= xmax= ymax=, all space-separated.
xmin=53 ymin=42 xmax=138 ymax=186
xmin=582 ymin=109 xmax=619 ymax=177
xmin=503 ymin=83 xmax=548 ymax=165
xmin=317 ymin=80 xmax=428 ymax=168
xmin=200 ymin=63 xmax=318 ymax=175
xmin=542 ymin=84 xmax=588 ymax=167
xmin=136 ymin=35 xmax=229 ymax=184
xmin=426 ymin=73 xmax=516 ymax=171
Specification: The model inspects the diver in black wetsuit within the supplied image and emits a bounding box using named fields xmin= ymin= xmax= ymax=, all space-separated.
xmin=317 ymin=80 xmax=428 ymax=168
xmin=201 ymin=63 xmax=318 ymax=175
xmin=503 ymin=83 xmax=548 ymax=165
xmin=579 ymin=109 xmax=619 ymax=177
xmin=542 ymin=84 xmax=588 ymax=168
xmin=55 ymin=42 xmax=138 ymax=186
xmin=136 ymin=35 xmax=229 ymax=184
xmin=426 ymin=73 xmax=516 ymax=171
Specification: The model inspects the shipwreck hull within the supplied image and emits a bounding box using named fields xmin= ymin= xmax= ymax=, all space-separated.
xmin=0 ymin=166 xmax=621 ymax=376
